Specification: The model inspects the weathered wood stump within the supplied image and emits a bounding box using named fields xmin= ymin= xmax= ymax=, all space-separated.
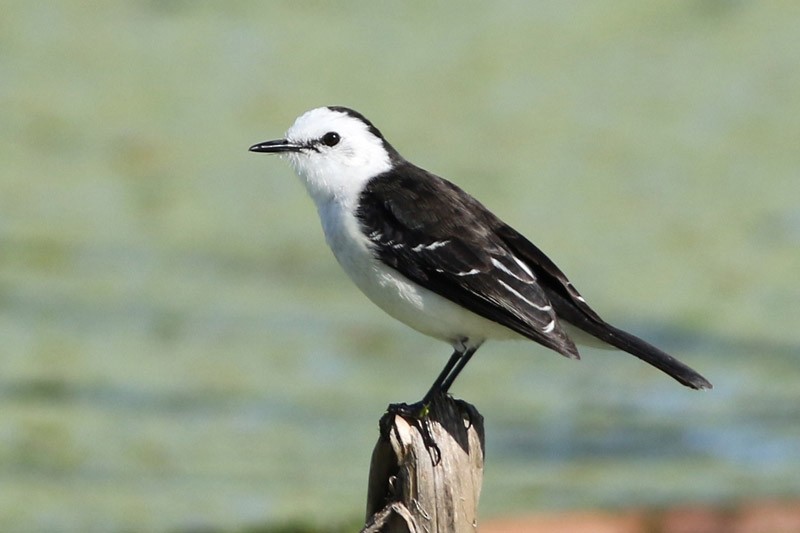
xmin=362 ymin=394 xmax=485 ymax=532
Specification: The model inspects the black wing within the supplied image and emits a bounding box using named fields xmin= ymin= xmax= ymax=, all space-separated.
xmin=357 ymin=162 xmax=712 ymax=391
xmin=495 ymin=223 xmax=712 ymax=390
xmin=356 ymin=163 xmax=579 ymax=359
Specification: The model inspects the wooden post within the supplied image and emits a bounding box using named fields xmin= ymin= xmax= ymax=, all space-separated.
xmin=362 ymin=394 xmax=485 ymax=532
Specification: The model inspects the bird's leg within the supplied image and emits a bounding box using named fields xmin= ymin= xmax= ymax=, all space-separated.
xmin=420 ymin=348 xmax=466 ymax=406
xmin=388 ymin=349 xmax=462 ymax=419
xmin=439 ymin=346 xmax=479 ymax=430
xmin=387 ymin=346 xmax=480 ymax=464
xmin=438 ymin=345 xmax=478 ymax=396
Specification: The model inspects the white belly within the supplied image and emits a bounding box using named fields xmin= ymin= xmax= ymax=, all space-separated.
xmin=317 ymin=201 xmax=519 ymax=347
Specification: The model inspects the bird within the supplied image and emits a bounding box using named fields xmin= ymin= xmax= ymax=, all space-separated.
xmin=249 ymin=106 xmax=712 ymax=408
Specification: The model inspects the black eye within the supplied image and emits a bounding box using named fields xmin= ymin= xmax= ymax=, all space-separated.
xmin=321 ymin=131 xmax=340 ymax=147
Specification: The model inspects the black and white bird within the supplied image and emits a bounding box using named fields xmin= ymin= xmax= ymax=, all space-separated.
xmin=250 ymin=106 xmax=712 ymax=405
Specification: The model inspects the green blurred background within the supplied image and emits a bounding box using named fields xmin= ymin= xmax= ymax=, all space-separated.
xmin=1 ymin=2 xmax=799 ymax=531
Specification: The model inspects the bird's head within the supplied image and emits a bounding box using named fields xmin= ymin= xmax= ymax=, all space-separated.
xmin=250 ymin=106 xmax=398 ymax=205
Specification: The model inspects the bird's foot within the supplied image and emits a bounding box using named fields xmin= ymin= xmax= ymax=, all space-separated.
xmin=387 ymin=400 xmax=430 ymax=419
xmin=386 ymin=400 xmax=441 ymax=465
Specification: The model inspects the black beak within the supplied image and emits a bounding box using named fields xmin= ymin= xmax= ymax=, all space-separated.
xmin=248 ymin=139 xmax=303 ymax=153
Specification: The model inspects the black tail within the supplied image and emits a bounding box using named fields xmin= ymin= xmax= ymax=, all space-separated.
xmin=579 ymin=319 xmax=712 ymax=390
xmin=495 ymin=224 xmax=712 ymax=389
xmin=544 ymin=290 xmax=712 ymax=390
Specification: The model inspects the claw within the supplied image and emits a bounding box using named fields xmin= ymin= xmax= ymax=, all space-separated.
xmin=387 ymin=400 xmax=442 ymax=465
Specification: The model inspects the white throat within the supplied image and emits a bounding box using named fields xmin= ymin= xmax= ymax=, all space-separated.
xmin=281 ymin=107 xmax=394 ymax=209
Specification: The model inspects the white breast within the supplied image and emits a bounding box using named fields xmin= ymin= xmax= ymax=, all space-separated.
xmin=316 ymin=199 xmax=519 ymax=347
